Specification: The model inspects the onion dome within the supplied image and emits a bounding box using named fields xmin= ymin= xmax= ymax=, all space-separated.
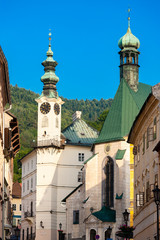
xmin=40 ymin=31 xmax=59 ymax=98
xmin=118 ymin=14 xmax=140 ymax=49
xmin=41 ymin=32 xmax=59 ymax=84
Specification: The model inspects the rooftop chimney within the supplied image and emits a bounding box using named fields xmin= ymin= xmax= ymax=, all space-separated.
xmin=72 ymin=111 xmax=82 ymax=122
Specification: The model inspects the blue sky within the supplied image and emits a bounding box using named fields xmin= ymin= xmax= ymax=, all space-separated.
xmin=1 ymin=0 xmax=160 ymax=100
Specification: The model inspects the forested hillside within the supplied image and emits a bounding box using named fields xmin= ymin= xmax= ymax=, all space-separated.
xmin=10 ymin=85 xmax=113 ymax=181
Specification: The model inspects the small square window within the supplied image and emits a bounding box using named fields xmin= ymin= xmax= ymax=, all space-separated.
xmin=12 ymin=204 xmax=16 ymax=211
xmin=78 ymin=172 xmax=83 ymax=182
xmin=78 ymin=153 xmax=84 ymax=161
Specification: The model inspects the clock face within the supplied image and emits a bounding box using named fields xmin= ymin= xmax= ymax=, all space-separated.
xmin=54 ymin=103 xmax=60 ymax=115
xmin=40 ymin=102 xmax=51 ymax=114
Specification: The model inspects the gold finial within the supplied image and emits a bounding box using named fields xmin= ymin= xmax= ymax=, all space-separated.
xmin=49 ymin=29 xmax=52 ymax=47
xmin=128 ymin=8 xmax=131 ymax=29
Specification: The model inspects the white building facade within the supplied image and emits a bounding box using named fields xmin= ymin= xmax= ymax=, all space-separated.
xmin=21 ymin=33 xmax=98 ymax=240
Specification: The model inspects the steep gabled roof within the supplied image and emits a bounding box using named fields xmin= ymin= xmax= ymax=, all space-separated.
xmin=62 ymin=119 xmax=98 ymax=146
xmin=12 ymin=182 xmax=21 ymax=198
xmin=92 ymin=206 xmax=116 ymax=222
xmin=95 ymin=79 xmax=151 ymax=144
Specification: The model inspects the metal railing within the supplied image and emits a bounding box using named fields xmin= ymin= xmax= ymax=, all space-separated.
xmin=24 ymin=211 xmax=33 ymax=218
xmin=28 ymin=233 xmax=36 ymax=240
xmin=32 ymin=139 xmax=61 ymax=148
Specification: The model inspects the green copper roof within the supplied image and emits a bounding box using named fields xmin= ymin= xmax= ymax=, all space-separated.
xmin=115 ymin=193 xmax=123 ymax=199
xmin=84 ymin=153 xmax=98 ymax=164
xmin=92 ymin=206 xmax=116 ymax=222
xmin=95 ymin=79 xmax=151 ymax=144
xmin=115 ymin=149 xmax=126 ymax=160
xmin=62 ymin=119 xmax=98 ymax=146
xmin=38 ymin=90 xmax=59 ymax=99
xmin=118 ymin=27 xmax=140 ymax=49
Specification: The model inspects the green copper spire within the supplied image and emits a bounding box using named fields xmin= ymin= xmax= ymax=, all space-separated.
xmin=40 ymin=31 xmax=59 ymax=98
xmin=118 ymin=9 xmax=140 ymax=49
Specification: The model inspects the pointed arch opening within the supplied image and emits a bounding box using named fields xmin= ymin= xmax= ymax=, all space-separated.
xmin=102 ymin=156 xmax=114 ymax=207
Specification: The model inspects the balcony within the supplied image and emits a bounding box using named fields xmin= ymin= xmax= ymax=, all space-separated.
xmin=28 ymin=233 xmax=36 ymax=240
xmin=24 ymin=211 xmax=34 ymax=223
xmin=24 ymin=211 xmax=33 ymax=218
xmin=31 ymin=138 xmax=65 ymax=149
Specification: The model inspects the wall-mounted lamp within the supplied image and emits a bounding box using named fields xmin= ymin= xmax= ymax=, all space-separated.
xmin=59 ymin=223 xmax=62 ymax=230
xmin=40 ymin=221 xmax=44 ymax=228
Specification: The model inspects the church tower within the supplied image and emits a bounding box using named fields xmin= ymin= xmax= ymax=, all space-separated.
xmin=36 ymin=32 xmax=64 ymax=144
xmin=118 ymin=11 xmax=140 ymax=92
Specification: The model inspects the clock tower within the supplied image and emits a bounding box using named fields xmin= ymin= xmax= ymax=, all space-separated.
xmin=36 ymin=32 xmax=64 ymax=144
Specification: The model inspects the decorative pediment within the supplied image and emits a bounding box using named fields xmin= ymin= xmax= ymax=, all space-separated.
xmin=85 ymin=214 xmax=100 ymax=224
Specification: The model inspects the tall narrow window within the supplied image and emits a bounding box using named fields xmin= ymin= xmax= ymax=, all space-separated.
xmin=31 ymin=178 xmax=33 ymax=188
xmin=22 ymin=229 xmax=24 ymax=240
xmin=136 ymin=192 xmax=144 ymax=207
xmin=23 ymin=183 xmax=25 ymax=193
xmin=31 ymin=227 xmax=32 ymax=239
xmin=12 ymin=204 xmax=16 ymax=211
xmin=27 ymin=228 xmax=29 ymax=240
xmin=90 ymin=229 xmax=96 ymax=240
xmin=56 ymin=117 xmax=59 ymax=128
xmin=146 ymin=181 xmax=150 ymax=202
xmin=154 ymin=117 xmax=157 ymax=140
xmin=78 ymin=172 xmax=83 ymax=182
xmin=73 ymin=210 xmax=79 ymax=224
xmin=147 ymin=127 xmax=149 ymax=149
xmin=142 ymin=134 xmax=145 ymax=154
xmin=102 ymin=157 xmax=114 ymax=207
xmin=155 ymin=174 xmax=158 ymax=186
xmin=42 ymin=116 xmax=48 ymax=128
xmin=27 ymin=180 xmax=29 ymax=190
xmin=31 ymin=202 xmax=33 ymax=217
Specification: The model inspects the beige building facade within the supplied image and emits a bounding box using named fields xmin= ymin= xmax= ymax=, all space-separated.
xmin=128 ymin=83 xmax=160 ymax=240
xmin=0 ymin=47 xmax=20 ymax=239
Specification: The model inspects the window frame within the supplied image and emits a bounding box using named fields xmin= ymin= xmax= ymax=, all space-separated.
xmin=73 ymin=210 xmax=79 ymax=224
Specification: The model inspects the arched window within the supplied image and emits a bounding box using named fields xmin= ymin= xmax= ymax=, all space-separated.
xmin=102 ymin=156 xmax=114 ymax=207
xmin=105 ymin=229 xmax=112 ymax=239
xmin=90 ymin=229 xmax=96 ymax=240
xmin=131 ymin=53 xmax=135 ymax=64
xmin=42 ymin=116 xmax=48 ymax=128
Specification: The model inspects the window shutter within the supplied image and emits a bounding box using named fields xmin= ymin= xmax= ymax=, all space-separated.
xmin=136 ymin=192 xmax=144 ymax=206
xmin=133 ymin=146 xmax=137 ymax=155
xmin=148 ymin=127 xmax=154 ymax=142
xmin=4 ymin=128 xmax=11 ymax=150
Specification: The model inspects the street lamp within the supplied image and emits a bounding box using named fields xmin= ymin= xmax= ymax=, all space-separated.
xmin=14 ymin=226 xmax=20 ymax=240
xmin=153 ymin=185 xmax=160 ymax=240
xmin=123 ymin=209 xmax=130 ymax=226
xmin=58 ymin=223 xmax=63 ymax=240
